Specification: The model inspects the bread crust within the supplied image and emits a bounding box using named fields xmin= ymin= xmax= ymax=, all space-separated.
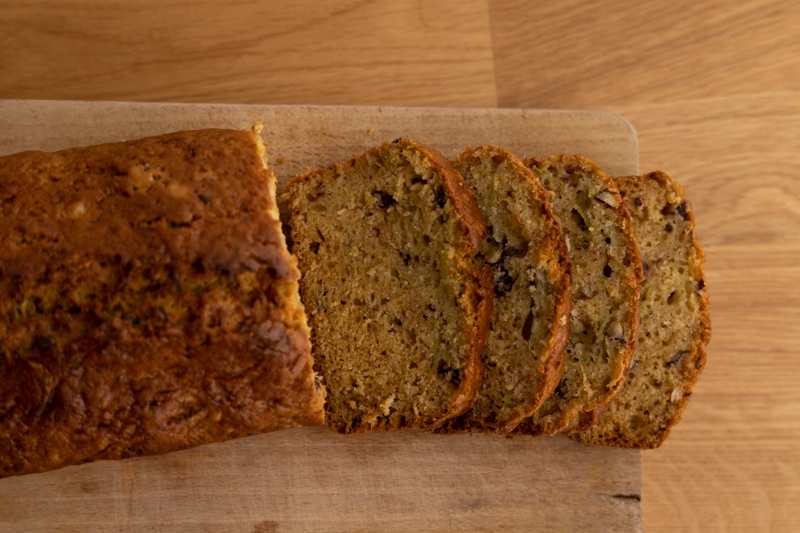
xmin=0 ymin=129 xmax=323 ymax=478
xmin=444 ymin=263 xmax=493 ymax=423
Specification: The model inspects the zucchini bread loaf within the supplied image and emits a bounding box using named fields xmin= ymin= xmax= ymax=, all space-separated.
xmin=441 ymin=146 xmax=571 ymax=432
xmin=0 ymin=128 xmax=324 ymax=478
xmin=571 ymin=172 xmax=711 ymax=448
xmin=280 ymin=138 xmax=493 ymax=433
xmin=515 ymin=155 xmax=642 ymax=436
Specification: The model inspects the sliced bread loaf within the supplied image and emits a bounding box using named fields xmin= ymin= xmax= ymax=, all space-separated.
xmin=440 ymin=145 xmax=571 ymax=432
xmin=515 ymin=155 xmax=642 ymax=435
xmin=570 ymin=171 xmax=711 ymax=448
xmin=280 ymin=138 xmax=493 ymax=433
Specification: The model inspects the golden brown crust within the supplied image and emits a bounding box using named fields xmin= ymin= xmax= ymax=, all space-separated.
xmin=0 ymin=129 xmax=323 ymax=478
xmin=570 ymin=171 xmax=710 ymax=448
xmin=536 ymin=259 xmax=571 ymax=416
xmin=407 ymin=140 xmax=487 ymax=255
xmin=440 ymin=264 xmax=494 ymax=422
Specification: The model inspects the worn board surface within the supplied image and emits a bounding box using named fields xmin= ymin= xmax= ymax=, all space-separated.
xmin=0 ymin=100 xmax=641 ymax=533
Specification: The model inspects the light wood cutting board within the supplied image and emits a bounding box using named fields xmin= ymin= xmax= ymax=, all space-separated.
xmin=0 ymin=100 xmax=641 ymax=533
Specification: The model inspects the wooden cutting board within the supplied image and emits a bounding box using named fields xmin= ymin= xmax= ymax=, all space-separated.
xmin=0 ymin=100 xmax=641 ymax=533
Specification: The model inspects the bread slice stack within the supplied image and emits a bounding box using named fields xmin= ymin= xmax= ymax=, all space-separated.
xmin=282 ymin=140 xmax=710 ymax=447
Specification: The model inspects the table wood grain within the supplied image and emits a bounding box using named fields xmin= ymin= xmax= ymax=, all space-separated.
xmin=1 ymin=0 xmax=799 ymax=531
xmin=0 ymin=0 xmax=496 ymax=107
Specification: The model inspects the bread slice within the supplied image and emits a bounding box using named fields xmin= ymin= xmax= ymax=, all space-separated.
xmin=0 ymin=127 xmax=324 ymax=478
xmin=280 ymin=138 xmax=493 ymax=433
xmin=571 ymin=171 xmax=711 ymax=448
xmin=439 ymin=146 xmax=571 ymax=432
xmin=515 ymin=155 xmax=642 ymax=435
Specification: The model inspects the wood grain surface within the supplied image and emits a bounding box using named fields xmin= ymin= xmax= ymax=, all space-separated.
xmin=0 ymin=428 xmax=641 ymax=533
xmin=0 ymin=0 xmax=496 ymax=107
xmin=1 ymin=0 xmax=799 ymax=531
xmin=0 ymin=101 xmax=641 ymax=532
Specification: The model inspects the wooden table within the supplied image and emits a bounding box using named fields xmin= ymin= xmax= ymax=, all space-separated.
xmin=2 ymin=1 xmax=799 ymax=531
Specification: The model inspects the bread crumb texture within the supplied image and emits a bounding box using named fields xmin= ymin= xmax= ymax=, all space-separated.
xmin=0 ymin=129 xmax=323 ymax=478
xmin=440 ymin=146 xmax=571 ymax=432
xmin=571 ymin=171 xmax=711 ymax=448
xmin=515 ymin=155 xmax=642 ymax=436
xmin=280 ymin=139 xmax=491 ymax=433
